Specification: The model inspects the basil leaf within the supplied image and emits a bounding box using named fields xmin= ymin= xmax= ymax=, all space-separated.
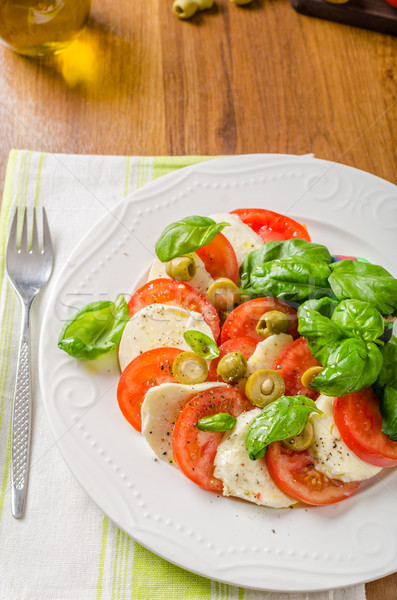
xmin=183 ymin=330 xmax=219 ymax=359
xmin=240 ymin=257 xmax=332 ymax=303
xmin=245 ymin=396 xmax=322 ymax=460
xmin=376 ymin=336 xmax=397 ymax=389
xmin=197 ymin=413 xmax=237 ymax=432
xmin=299 ymin=297 xmax=338 ymax=319
xmin=310 ymin=339 xmax=383 ymax=396
xmin=155 ymin=216 xmax=229 ymax=262
xmin=331 ymin=299 xmax=384 ymax=343
xmin=379 ymin=386 xmax=397 ymax=441
xmin=297 ymin=306 xmax=344 ymax=365
xmin=329 ymin=260 xmax=397 ymax=315
xmin=240 ymin=239 xmax=332 ymax=290
xmin=58 ymin=295 xmax=129 ymax=360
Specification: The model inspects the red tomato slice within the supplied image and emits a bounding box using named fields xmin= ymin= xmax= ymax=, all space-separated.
xmin=208 ymin=336 xmax=258 ymax=382
xmin=273 ymin=337 xmax=321 ymax=401
xmin=196 ymin=232 xmax=238 ymax=282
xmin=266 ymin=442 xmax=360 ymax=505
xmin=334 ymin=388 xmax=397 ymax=468
xmin=220 ymin=297 xmax=299 ymax=344
xmin=231 ymin=208 xmax=311 ymax=242
xmin=172 ymin=387 xmax=254 ymax=491
xmin=128 ymin=278 xmax=220 ymax=341
xmin=117 ymin=347 xmax=182 ymax=432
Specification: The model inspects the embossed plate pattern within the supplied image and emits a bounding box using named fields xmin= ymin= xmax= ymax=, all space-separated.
xmin=39 ymin=155 xmax=397 ymax=592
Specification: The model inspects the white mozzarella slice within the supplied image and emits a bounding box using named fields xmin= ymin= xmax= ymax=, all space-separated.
xmin=238 ymin=333 xmax=293 ymax=391
xmin=118 ymin=303 xmax=214 ymax=372
xmin=147 ymin=252 xmax=214 ymax=294
xmin=141 ymin=382 xmax=229 ymax=463
xmin=209 ymin=213 xmax=263 ymax=266
xmin=214 ymin=410 xmax=297 ymax=508
xmin=310 ymin=395 xmax=382 ymax=483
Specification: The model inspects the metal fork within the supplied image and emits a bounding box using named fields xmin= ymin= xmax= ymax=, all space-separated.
xmin=6 ymin=208 xmax=53 ymax=518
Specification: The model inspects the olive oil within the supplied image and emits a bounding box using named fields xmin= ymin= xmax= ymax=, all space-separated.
xmin=0 ymin=0 xmax=92 ymax=57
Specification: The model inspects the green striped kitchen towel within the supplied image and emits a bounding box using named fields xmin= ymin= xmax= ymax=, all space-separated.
xmin=0 ymin=150 xmax=366 ymax=600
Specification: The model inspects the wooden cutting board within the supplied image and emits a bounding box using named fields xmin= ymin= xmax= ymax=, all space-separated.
xmin=290 ymin=0 xmax=397 ymax=35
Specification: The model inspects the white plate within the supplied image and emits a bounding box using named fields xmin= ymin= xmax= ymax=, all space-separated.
xmin=39 ymin=154 xmax=397 ymax=592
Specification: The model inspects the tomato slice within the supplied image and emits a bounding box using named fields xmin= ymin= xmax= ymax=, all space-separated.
xmin=128 ymin=278 xmax=220 ymax=341
xmin=334 ymin=388 xmax=397 ymax=468
xmin=231 ymin=208 xmax=311 ymax=242
xmin=266 ymin=442 xmax=360 ymax=505
xmin=117 ymin=347 xmax=182 ymax=432
xmin=196 ymin=232 xmax=238 ymax=282
xmin=220 ymin=297 xmax=298 ymax=344
xmin=172 ymin=387 xmax=254 ymax=491
xmin=273 ymin=337 xmax=321 ymax=400
xmin=208 ymin=336 xmax=258 ymax=382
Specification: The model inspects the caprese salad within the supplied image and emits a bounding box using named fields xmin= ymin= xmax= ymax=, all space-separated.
xmin=58 ymin=207 xmax=397 ymax=508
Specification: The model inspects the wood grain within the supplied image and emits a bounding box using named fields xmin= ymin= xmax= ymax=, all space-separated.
xmin=0 ymin=0 xmax=396 ymax=595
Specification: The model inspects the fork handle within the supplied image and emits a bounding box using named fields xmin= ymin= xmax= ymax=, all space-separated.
xmin=11 ymin=301 xmax=32 ymax=518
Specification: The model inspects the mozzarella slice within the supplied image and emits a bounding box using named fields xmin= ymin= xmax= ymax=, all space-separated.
xmin=309 ymin=395 xmax=382 ymax=483
xmin=118 ymin=303 xmax=214 ymax=372
xmin=147 ymin=252 xmax=214 ymax=295
xmin=214 ymin=410 xmax=297 ymax=508
xmin=238 ymin=333 xmax=293 ymax=391
xmin=141 ymin=382 xmax=229 ymax=463
xmin=210 ymin=213 xmax=263 ymax=266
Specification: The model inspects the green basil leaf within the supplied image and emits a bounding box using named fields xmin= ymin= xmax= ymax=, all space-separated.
xmin=297 ymin=306 xmax=344 ymax=365
xmin=376 ymin=336 xmax=397 ymax=389
xmin=379 ymin=386 xmax=397 ymax=441
xmin=155 ymin=216 xmax=229 ymax=262
xmin=331 ymin=299 xmax=384 ymax=343
xmin=298 ymin=297 xmax=338 ymax=319
xmin=245 ymin=395 xmax=322 ymax=460
xmin=310 ymin=339 xmax=383 ymax=396
xmin=197 ymin=413 xmax=237 ymax=432
xmin=183 ymin=330 xmax=219 ymax=359
xmin=58 ymin=294 xmax=129 ymax=360
xmin=240 ymin=240 xmax=332 ymax=291
xmin=240 ymin=257 xmax=332 ymax=303
xmin=329 ymin=260 xmax=397 ymax=315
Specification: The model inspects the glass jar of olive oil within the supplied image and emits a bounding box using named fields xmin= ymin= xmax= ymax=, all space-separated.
xmin=0 ymin=0 xmax=92 ymax=57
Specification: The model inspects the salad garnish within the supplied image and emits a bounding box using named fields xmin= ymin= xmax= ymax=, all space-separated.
xmin=183 ymin=330 xmax=220 ymax=359
xmin=58 ymin=294 xmax=129 ymax=360
xmin=245 ymin=395 xmax=322 ymax=460
xmin=196 ymin=413 xmax=237 ymax=432
xmin=155 ymin=215 xmax=230 ymax=262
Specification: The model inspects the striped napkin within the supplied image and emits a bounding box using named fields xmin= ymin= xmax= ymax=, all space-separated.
xmin=0 ymin=150 xmax=367 ymax=600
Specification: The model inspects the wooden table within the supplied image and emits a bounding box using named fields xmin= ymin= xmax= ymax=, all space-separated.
xmin=0 ymin=0 xmax=396 ymax=596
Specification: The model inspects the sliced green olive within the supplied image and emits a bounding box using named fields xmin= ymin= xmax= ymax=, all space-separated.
xmin=255 ymin=310 xmax=289 ymax=338
xmin=216 ymin=352 xmax=247 ymax=383
xmin=206 ymin=278 xmax=240 ymax=311
xmin=301 ymin=366 xmax=323 ymax=389
xmin=245 ymin=369 xmax=285 ymax=407
xmin=282 ymin=420 xmax=314 ymax=451
xmin=172 ymin=352 xmax=208 ymax=384
xmin=166 ymin=255 xmax=196 ymax=281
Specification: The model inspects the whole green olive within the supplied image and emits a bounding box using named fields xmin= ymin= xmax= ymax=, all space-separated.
xmin=245 ymin=369 xmax=285 ymax=407
xmin=206 ymin=278 xmax=240 ymax=311
xmin=216 ymin=352 xmax=247 ymax=383
xmin=255 ymin=310 xmax=289 ymax=338
xmin=282 ymin=420 xmax=314 ymax=451
xmin=172 ymin=352 xmax=208 ymax=384
xmin=166 ymin=255 xmax=196 ymax=281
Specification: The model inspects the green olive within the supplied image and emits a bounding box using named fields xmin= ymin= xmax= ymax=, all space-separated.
xmin=255 ymin=310 xmax=289 ymax=338
xmin=207 ymin=278 xmax=240 ymax=311
xmin=166 ymin=255 xmax=196 ymax=281
xmin=172 ymin=352 xmax=208 ymax=384
xmin=245 ymin=369 xmax=285 ymax=407
xmin=216 ymin=352 xmax=247 ymax=383
xmin=282 ymin=420 xmax=314 ymax=451
xmin=230 ymin=0 xmax=253 ymax=5
xmin=173 ymin=0 xmax=213 ymax=18
xmin=301 ymin=366 xmax=323 ymax=389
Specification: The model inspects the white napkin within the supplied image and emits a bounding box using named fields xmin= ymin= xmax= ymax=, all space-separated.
xmin=0 ymin=150 xmax=367 ymax=600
